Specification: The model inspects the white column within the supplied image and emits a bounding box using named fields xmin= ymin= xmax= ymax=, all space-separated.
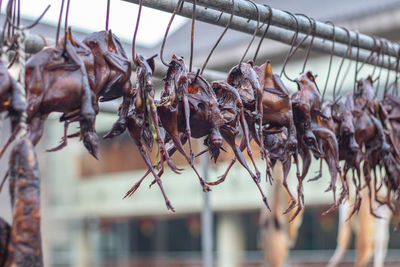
xmin=216 ymin=213 xmax=245 ymax=267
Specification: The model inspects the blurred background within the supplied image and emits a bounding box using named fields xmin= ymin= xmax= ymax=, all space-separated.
xmin=1 ymin=0 xmax=400 ymax=266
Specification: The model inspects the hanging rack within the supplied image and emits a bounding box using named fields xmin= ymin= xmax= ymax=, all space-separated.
xmin=123 ymin=0 xmax=400 ymax=72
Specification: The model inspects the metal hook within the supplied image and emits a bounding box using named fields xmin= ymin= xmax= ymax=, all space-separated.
xmin=376 ymin=39 xmax=385 ymax=93
xmin=189 ymin=0 xmax=196 ymax=72
xmin=160 ymin=0 xmax=183 ymax=67
xmin=322 ymin=21 xmax=335 ymax=103
xmin=391 ymin=45 xmax=400 ymax=96
xmin=252 ymin=4 xmax=272 ymax=62
xmin=357 ymin=35 xmax=376 ymax=74
xmin=296 ymin=14 xmax=316 ymax=74
xmin=333 ymin=27 xmax=351 ymax=101
xmin=354 ymin=31 xmax=360 ymax=93
xmin=383 ymin=40 xmax=392 ymax=98
xmin=371 ymin=36 xmax=383 ymax=79
xmin=56 ymin=0 xmax=65 ymax=45
xmin=280 ymin=11 xmax=312 ymax=82
xmin=200 ymin=0 xmax=234 ymax=75
xmin=105 ymin=0 xmax=111 ymax=31
xmin=132 ymin=0 xmax=143 ymax=61
xmin=238 ymin=0 xmax=259 ymax=65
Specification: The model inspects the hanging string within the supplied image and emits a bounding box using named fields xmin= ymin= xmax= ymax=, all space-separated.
xmin=160 ymin=0 xmax=183 ymax=66
xmin=200 ymin=0 xmax=234 ymax=75
xmin=322 ymin=21 xmax=335 ymax=103
xmin=252 ymin=4 xmax=272 ymax=62
xmin=238 ymin=0 xmax=260 ymax=65
xmin=132 ymin=0 xmax=143 ymax=61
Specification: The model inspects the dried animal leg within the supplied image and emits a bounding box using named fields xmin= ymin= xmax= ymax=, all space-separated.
xmin=127 ymin=116 xmax=175 ymax=212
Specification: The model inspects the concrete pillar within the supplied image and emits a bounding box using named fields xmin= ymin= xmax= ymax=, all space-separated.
xmin=216 ymin=213 xmax=245 ymax=267
xmin=74 ymin=220 xmax=90 ymax=267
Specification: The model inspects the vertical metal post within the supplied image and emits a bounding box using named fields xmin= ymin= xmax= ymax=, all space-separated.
xmin=200 ymin=142 xmax=213 ymax=267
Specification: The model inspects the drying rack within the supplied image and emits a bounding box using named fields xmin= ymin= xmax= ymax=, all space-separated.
xmin=14 ymin=2 xmax=400 ymax=266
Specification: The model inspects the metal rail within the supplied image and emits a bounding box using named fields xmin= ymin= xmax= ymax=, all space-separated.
xmin=123 ymin=0 xmax=400 ymax=71
xmin=186 ymin=0 xmax=400 ymax=58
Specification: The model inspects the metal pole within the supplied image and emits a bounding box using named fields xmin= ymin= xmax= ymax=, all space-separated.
xmin=186 ymin=0 xmax=400 ymax=58
xmin=123 ymin=0 xmax=399 ymax=71
xmin=200 ymin=142 xmax=213 ymax=267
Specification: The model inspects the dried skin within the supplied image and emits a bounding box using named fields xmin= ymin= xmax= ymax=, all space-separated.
xmin=125 ymin=54 xmax=179 ymax=211
xmin=84 ymin=30 xmax=132 ymax=137
xmin=0 ymin=217 xmax=11 ymax=266
xmin=25 ymin=38 xmax=99 ymax=158
xmin=0 ymin=59 xmax=26 ymax=131
xmin=5 ymin=137 xmax=42 ymax=267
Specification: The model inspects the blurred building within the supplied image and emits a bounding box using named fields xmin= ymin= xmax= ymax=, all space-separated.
xmin=1 ymin=0 xmax=400 ymax=266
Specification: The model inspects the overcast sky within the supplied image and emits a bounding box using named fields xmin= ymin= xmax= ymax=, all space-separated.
xmin=5 ymin=0 xmax=187 ymax=47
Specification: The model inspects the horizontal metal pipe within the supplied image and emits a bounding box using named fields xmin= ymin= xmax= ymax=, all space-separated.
xmin=186 ymin=0 xmax=400 ymax=58
xmin=123 ymin=0 xmax=399 ymax=71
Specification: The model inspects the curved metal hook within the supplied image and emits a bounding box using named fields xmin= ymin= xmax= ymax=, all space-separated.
xmin=200 ymin=0 xmax=235 ymax=75
xmin=252 ymin=4 xmax=272 ymax=62
xmin=392 ymin=45 xmax=400 ymax=96
xmin=189 ymin=0 xmax=196 ymax=72
xmin=333 ymin=27 xmax=351 ymax=100
xmin=160 ymin=0 xmax=183 ymax=67
xmin=357 ymin=35 xmax=376 ymax=74
xmin=383 ymin=40 xmax=392 ymax=98
xmin=238 ymin=0 xmax=260 ymax=65
xmin=105 ymin=0 xmax=111 ymax=31
xmin=5 ymin=3 xmax=50 ymax=31
xmin=371 ymin=36 xmax=383 ymax=79
xmin=376 ymin=38 xmax=386 ymax=93
xmin=56 ymin=0 xmax=65 ymax=45
xmin=280 ymin=11 xmax=312 ymax=82
xmin=322 ymin=21 xmax=335 ymax=103
xmin=280 ymin=11 xmax=299 ymax=82
xmin=132 ymin=0 xmax=143 ymax=61
xmin=296 ymin=14 xmax=316 ymax=74
xmin=353 ymin=31 xmax=360 ymax=93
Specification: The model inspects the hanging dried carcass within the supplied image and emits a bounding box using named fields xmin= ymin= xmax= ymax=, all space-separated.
xmin=24 ymin=31 xmax=99 ymax=158
xmin=4 ymin=137 xmax=42 ymax=267
xmin=208 ymin=60 xmax=299 ymax=212
xmin=0 ymin=60 xmax=26 ymax=131
xmin=157 ymin=55 xmax=224 ymax=193
xmin=0 ymin=217 xmax=10 ymax=266
xmin=292 ymin=71 xmax=346 ymax=214
xmin=49 ymin=29 xmax=133 ymax=151
xmin=255 ymin=60 xmax=299 ymax=214
xmin=352 ymin=76 xmax=391 ymax=217
xmin=332 ymin=95 xmax=363 ymax=216
xmin=83 ymin=30 xmax=132 ymax=138
xmin=123 ymin=54 xmax=181 ymax=211
xmin=207 ymin=80 xmax=270 ymax=209
xmin=226 ymin=61 xmax=267 ymax=164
